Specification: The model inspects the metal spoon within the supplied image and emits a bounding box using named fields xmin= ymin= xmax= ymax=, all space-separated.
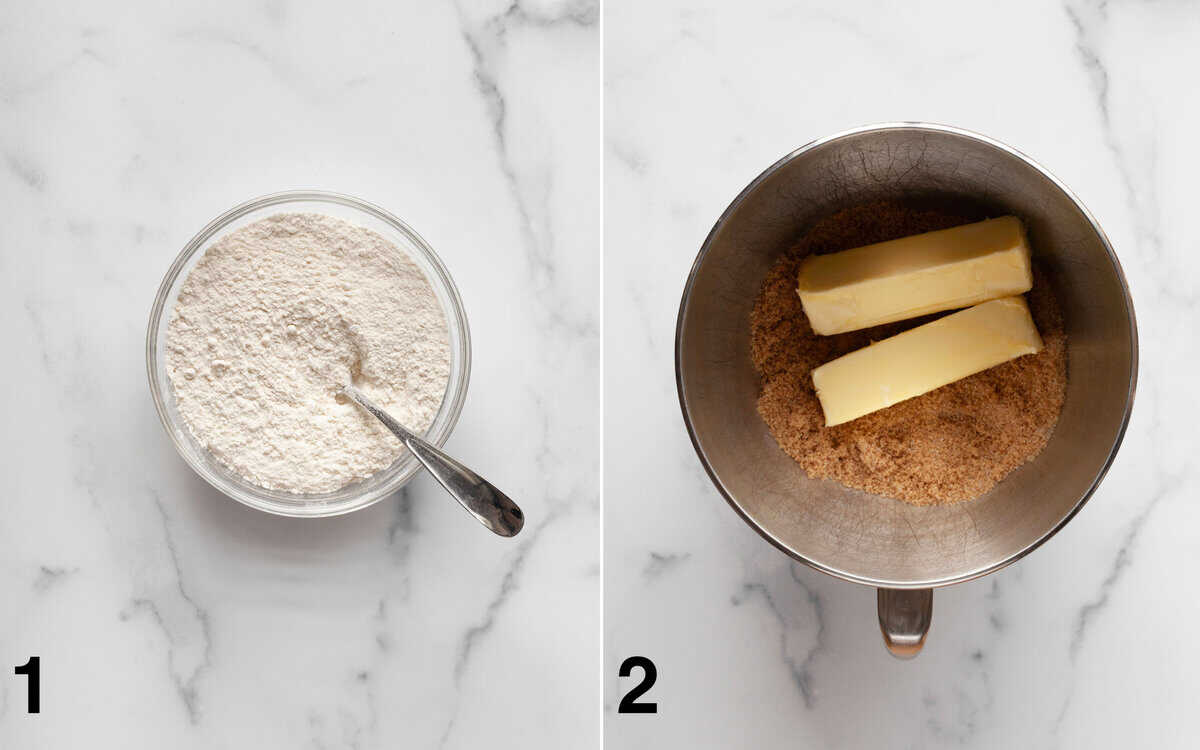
xmin=341 ymin=384 xmax=524 ymax=537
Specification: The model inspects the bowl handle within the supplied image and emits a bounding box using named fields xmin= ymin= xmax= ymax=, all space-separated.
xmin=877 ymin=588 xmax=932 ymax=659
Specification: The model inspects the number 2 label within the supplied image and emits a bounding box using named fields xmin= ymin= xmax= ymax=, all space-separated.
xmin=617 ymin=656 xmax=657 ymax=714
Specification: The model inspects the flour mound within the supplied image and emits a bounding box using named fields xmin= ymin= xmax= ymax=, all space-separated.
xmin=166 ymin=213 xmax=451 ymax=494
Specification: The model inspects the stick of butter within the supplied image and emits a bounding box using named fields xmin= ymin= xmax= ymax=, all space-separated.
xmin=797 ymin=216 xmax=1033 ymax=335
xmin=812 ymin=296 xmax=1043 ymax=426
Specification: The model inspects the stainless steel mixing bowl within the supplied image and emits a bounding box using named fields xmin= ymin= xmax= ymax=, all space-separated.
xmin=675 ymin=123 xmax=1137 ymax=657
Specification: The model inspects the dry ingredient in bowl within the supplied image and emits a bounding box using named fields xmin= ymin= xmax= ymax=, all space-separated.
xmin=750 ymin=200 xmax=1067 ymax=506
xmin=166 ymin=213 xmax=451 ymax=494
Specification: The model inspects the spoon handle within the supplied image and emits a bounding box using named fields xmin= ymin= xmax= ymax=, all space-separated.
xmin=403 ymin=437 xmax=525 ymax=537
xmin=342 ymin=385 xmax=524 ymax=537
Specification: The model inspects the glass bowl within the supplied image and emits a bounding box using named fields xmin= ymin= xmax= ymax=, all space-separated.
xmin=146 ymin=191 xmax=471 ymax=517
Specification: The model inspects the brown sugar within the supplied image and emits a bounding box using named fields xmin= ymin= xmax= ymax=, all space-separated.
xmin=750 ymin=200 xmax=1067 ymax=506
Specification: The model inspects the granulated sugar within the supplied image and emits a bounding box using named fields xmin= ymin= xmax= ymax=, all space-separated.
xmin=166 ymin=213 xmax=451 ymax=494
xmin=750 ymin=201 xmax=1067 ymax=506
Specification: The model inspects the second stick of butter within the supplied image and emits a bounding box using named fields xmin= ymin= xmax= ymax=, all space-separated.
xmin=797 ymin=216 xmax=1033 ymax=335
xmin=812 ymin=296 xmax=1043 ymax=426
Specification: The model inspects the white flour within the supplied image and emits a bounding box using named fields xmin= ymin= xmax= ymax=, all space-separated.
xmin=166 ymin=213 xmax=452 ymax=493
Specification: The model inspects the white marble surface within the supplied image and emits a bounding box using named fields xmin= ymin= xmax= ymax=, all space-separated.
xmin=606 ymin=1 xmax=1198 ymax=748
xmin=0 ymin=1 xmax=598 ymax=747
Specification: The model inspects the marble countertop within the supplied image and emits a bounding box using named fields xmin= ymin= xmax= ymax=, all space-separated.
xmin=0 ymin=1 xmax=598 ymax=748
xmin=605 ymin=0 xmax=1198 ymax=748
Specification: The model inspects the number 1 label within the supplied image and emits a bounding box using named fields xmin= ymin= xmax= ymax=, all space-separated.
xmin=14 ymin=657 xmax=40 ymax=714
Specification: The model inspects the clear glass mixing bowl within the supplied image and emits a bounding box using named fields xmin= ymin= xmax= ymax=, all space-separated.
xmin=146 ymin=191 xmax=471 ymax=517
